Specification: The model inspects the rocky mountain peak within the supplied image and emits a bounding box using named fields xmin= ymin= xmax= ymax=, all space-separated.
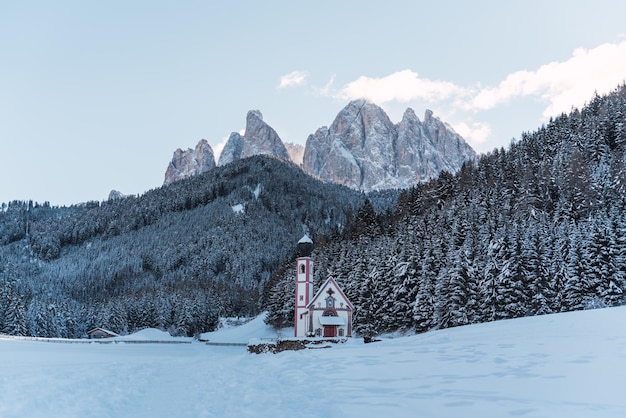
xmin=303 ymin=102 xmax=476 ymax=191
xmin=217 ymin=132 xmax=244 ymax=166
xmin=164 ymin=139 xmax=216 ymax=185
xmin=331 ymin=100 xmax=394 ymax=137
xmin=304 ymin=100 xmax=399 ymax=190
xmin=401 ymin=107 xmax=419 ymax=123
xmin=247 ymin=109 xmax=263 ymax=124
xmin=218 ymin=110 xmax=290 ymax=166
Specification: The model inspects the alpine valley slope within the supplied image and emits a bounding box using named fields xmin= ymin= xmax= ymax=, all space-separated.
xmin=1 ymin=306 xmax=624 ymax=417
xmin=2 ymin=156 xmax=391 ymax=338
xmin=164 ymin=100 xmax=477 ymax=191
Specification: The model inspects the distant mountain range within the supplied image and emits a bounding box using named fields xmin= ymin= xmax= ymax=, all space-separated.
xmin=163 ymin=100 xmax=477 ymax=191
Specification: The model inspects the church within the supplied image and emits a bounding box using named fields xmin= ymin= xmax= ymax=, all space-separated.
xmin=294 ymin=235 xmax=353 ymax=338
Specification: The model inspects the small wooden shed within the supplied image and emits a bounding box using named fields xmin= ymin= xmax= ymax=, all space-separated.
xmin=87 ymin=327 xmax=119 ymax=339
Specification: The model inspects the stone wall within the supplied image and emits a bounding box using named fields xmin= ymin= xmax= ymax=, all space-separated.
xmin=247 ymin=338 xmax=346 ymax=354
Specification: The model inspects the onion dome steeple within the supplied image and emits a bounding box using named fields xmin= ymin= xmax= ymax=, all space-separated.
xmin=297 ymin=234 xmax=314 ymax=257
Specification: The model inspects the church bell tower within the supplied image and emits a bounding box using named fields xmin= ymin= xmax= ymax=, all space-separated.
xmin=294 ymin=235 xmax=314 ymax=337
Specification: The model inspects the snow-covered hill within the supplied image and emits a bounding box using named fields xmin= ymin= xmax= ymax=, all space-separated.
xmin=1 ymin=307 xmax=625 ymax=417
xmin=198 ymin=314 xmax=291 ymax=343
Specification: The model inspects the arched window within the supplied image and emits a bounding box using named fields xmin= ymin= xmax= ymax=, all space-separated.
xmin=300 ymin=264 xmax=305 ymax=274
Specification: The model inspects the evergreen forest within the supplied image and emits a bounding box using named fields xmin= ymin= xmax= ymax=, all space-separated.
xmin=265 ymin=84 xmax=626 ymax=337
xmin=0 ymin=156 xmax=395 ymax=337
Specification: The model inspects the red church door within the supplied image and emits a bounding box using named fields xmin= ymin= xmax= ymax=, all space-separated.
xmin=323 ymin=326 xmax=337 ymax=337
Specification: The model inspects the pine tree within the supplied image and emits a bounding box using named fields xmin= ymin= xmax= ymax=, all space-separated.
xmin=479 ymin=237 xmax=502 ymax=322
xmin=412 ymin=249 xmax=436 ymax=333
xmin=584 ymin=216 xmax=621 ymax=307
xmin=523 ymin=225 xmax=553 ymax=316
xmin=390 ymin=250 xmax=420 ymax=331
xmin=2 ymin=281 xmax=27 ymax=336
xmin=354 ymin=267 xmax=381 ymax=339
xmin=562 ymin=226 xmax=588 ymax=311
xmin=438 ymin=248 xmax=473 ymax=328
xmin=496 ymin=227 xmax=528 ymax=319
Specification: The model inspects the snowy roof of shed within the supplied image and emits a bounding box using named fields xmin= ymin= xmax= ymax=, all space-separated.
xmin=87 ymin=327 xmax=119 ymax=337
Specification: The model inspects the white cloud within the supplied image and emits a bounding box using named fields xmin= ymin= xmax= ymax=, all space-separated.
xmin=307 ymin=41 xmax=626 ymax=150
xmin=470 ymin=41 xmax=626 ymax=118
xmin=335 ymin=69 xmax=467 ymax=103
xmin=452 ymin=121 xmax=492 ymax=145
xmin=315 ymin=74 xmax=336 ymax=97
xmin=278 ymin=71 xmax=308 ymax=88
xmin=212 ymin=137 xmax=227 ymax=162
xmin=332 ymin=42 xmax=626 ymax=118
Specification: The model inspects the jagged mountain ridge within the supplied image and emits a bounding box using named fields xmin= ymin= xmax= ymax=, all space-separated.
xmin=164 ymin=139 xmax=216 ymax=185
xmin=163 ymin=110 xmax=290 ymax=185
xmin=303 ymin=100 xmax=477 ymax=191
xmin=164 ymin=101 xmax=476 ymax=191
xmin=217 ymin=110 xmax=290 ymax=166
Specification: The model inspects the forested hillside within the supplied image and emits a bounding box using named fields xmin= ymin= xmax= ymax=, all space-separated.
xmin=0 ymin=156 xmax=397 ymax=338
xmin=4 ymin=84 xmax=626 ymax=340
xmin=266 ymin=84 xmax=626 ymax=336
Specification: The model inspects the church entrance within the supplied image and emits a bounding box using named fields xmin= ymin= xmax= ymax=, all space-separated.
xmin=323 ymin=325 xmax=337 ymax=337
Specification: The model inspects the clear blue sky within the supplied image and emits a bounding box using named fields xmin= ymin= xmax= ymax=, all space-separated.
xmin=2 ymin=1 xmax=626 ymax=206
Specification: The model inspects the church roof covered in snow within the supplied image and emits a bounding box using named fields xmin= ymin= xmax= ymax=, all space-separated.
xmin=298 ymin=234 xmax=313 ymax=244
xmin=307 ymin=277 xmax=354 ymax=310
xmin=318 ymin=316 xmax=346 ymax=326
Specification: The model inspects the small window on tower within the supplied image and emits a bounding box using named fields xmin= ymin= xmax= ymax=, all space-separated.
xmin=300 ymin=264 xmax=305 ymax=274
xmin=299 ymin=295 xmax=304 ymax=301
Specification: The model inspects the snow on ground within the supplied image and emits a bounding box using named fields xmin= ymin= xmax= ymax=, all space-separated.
xmin=199 ymin=313 xmax=291 ymax=343
xmin=231 ymin=203 xmax=244 ymax=214
xmin=115 ymin=328 xmax=192 ymax=342
xmin=1 ymin=307 xmax=626 ymax=417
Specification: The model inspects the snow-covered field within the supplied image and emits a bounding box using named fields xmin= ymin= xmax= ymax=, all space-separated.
xmin=1 ymin=307 xmax=626 ymax=418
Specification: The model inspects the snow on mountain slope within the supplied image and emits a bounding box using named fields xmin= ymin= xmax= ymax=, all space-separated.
xmin=1 ymin=307 xmax=625 ymax=417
